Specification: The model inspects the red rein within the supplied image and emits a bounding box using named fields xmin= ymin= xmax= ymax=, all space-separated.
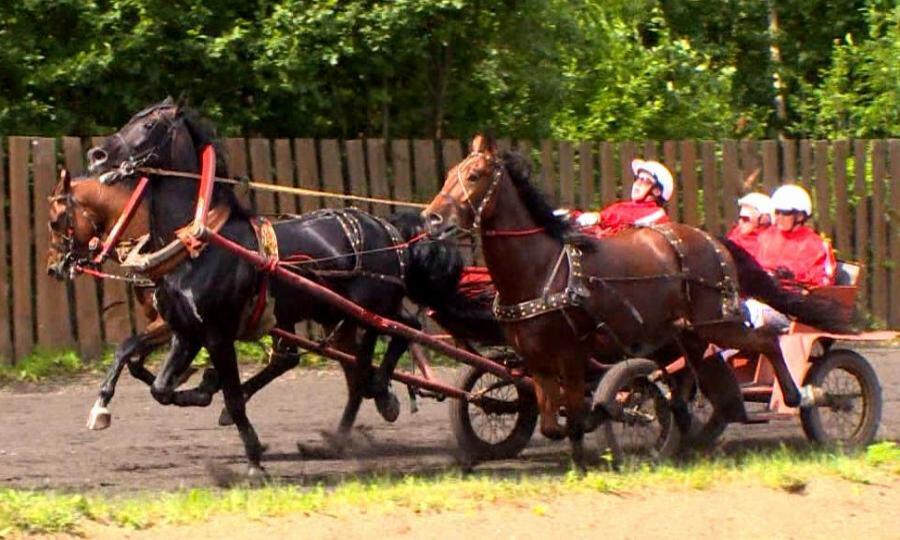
xmin=483 ymin=227 xmax=545 ymax=238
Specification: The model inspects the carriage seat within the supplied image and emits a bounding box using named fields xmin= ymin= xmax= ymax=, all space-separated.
xmin=788 ymin=261 xmax=861 ymax=334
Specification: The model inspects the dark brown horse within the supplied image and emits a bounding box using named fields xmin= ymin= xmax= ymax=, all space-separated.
xmin=423 ymin=135 xmax=853 ymax=466
xmin=47 ymin=171 xmax=172 ymax=429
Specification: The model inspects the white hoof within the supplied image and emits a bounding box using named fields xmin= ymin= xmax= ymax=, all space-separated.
xmin=87 ymin=400 xmax=112 ymax=430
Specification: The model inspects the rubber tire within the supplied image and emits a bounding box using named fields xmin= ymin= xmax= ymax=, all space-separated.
xmin=800 ymin=349 xmax=882 ymax=448
xmin=449 ymin=366 xmax=538 ymax=462
xmin=594 ymin=358 xmax=681 ymax=462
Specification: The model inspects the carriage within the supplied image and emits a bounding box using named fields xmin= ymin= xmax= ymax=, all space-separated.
xmin=48 ymin=101 xmax=893 ymax=476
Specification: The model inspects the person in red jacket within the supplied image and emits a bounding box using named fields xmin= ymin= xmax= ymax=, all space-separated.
xmin=744 ymin=184 xmax=836 ymax=330
xmin=567 ymin=159 xmax=673 ymax=237
xmin=726 ymin=192 xmax=773 ymax=259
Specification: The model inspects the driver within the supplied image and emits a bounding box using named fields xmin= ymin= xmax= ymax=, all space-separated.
xmin=565 ymin=159 xmax=673 ymax=236
xmin=726 ymin=192 xmax=773 ymax=259
xmin=744 ymin=184 xmax=836 ymax=329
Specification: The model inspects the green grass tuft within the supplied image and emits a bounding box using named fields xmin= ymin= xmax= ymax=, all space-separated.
xmin=0 ymin=349 xmax=83 ymax=383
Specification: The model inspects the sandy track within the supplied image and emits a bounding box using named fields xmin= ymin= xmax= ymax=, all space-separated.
xmin=1 ymin=347 xmax=897 ymax=493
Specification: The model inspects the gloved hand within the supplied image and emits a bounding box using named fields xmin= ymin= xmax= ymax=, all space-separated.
xmin=575 ymin=212 xmax=600 ymax=227
xmin=773 ymin=266 xmax=795 ymax=280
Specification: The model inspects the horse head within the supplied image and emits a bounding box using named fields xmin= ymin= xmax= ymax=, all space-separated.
xmin=87 ymin=96 xmax=200 ymax=182
xmin=423 ymin=133 xmax=503 ymax=239
xmin=46 ymin=170 xmax=149 ymax=280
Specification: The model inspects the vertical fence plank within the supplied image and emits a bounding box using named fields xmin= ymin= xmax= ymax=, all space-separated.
xmin=832 ymin=140 xmax=851 ymax=257
xmin=516 ymin=140 xmax=534 ymax=169
xmin=871 ymin=140 xmax=887 ymax=322
xmin=367 ymin=139 xmax=390 ymax=217
xmin=346 ymin=140 xmax=369 ymax=213
xmin=8 ymin=137 xmax=33 ymax=359
xmin=642 ymin=141 xmax=657 ymax=160
xmin=761 ymin=140 xmax=779 ymax=193
xmin=599 ymin=142 xmax=616 ymax=206
xmin=813 ymin=140 xmax=832 ymax=239
xmin=249 ymin=138 xmax=276 ymax=214
xmin=783 ymin=139 xmax=797 ymax=182
xmin=558 ymin=142 xmax=575 ymax=207
xmin=539 ymin=140 xmax=556 ymax=199
xmin=578 ymin=141 xmax=595 ymax=208
xmin=224 ymin=138 xmax=251 ymax=211
xmin=320 ymin=139 xmax=344 ymax=207
xmin=680 ymin=141 xmax=698 ymax=226
xmin=0 ymin=142 xmax=11 ymax=362
xmin=273 ymin=139 xmax=296 ymax=215
xmin=853 ymin=140 xmax=869 ymax=310
xmin=413 ymin=140 xmax=438 ymax=203
xmin=663 ymin=141 xmax=678 ymax=221
xmin=739 ymin=139 xmax=760 ymax=194
xmin=701 ymin=141 xmax=720 ymax=234
xmin=32 ymin=137 xmax=73 ymax=349
xmin=391 ymin=140 xmax=412 ymax=208
xmin=799 ymin=140 xmax=813 ymax=188
xmin=722 ymin=140 xmax=739 ymax=226
xmin=294 ymin=139 xmax=320 ymax=212
xmin=619 ymin=142 xmax=636 ymax=201
xmin=441 ymin=139 xmax=463 ymax=175
xmin=63 ymin=137 xmax=103 ymax=360
xmin=889 ymin=139 xmax=900 ymax=328
xmin=91 ymin=137 xmax=132 ymax=346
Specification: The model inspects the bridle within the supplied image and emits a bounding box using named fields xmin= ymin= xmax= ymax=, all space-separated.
xmin=48 ymin=180 xmax=104 ymax=276
xmin=97 ymin=107 xmax=185 ymax=185
xmin=433 ymin=151 xmax=505 ymax=236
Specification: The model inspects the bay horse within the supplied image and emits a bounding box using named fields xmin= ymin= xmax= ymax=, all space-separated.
xmin=79 ymin=99 xmax=471 ymax=475
xmin=47 ymin=170 xmax=173 ymax=429
xmin=423 ymin=135 xmax=854 ymax=467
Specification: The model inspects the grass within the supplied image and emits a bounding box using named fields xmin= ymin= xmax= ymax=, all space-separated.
xmin=0 ymin=442 xmax=897 ymax=536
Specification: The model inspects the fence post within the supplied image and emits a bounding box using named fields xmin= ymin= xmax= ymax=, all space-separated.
xmin=9 ymin=137 xmax=34 ymax=360
xmin=0 ymin=141 xmax=11 ymax=363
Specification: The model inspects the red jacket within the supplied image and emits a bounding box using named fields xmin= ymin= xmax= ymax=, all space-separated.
xmin=726 ymin=225 xmax=765 ymax=260
xmin=755 ymin=226 xmax=836 ymax=289
xmin=574 ymin=200 xmax=669 ymax=237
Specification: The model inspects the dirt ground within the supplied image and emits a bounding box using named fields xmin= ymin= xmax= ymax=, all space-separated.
xmin=0 ymin=347 xmax=897 ymax=493
xmin=71 ymin=478 xmax=900 ymax=540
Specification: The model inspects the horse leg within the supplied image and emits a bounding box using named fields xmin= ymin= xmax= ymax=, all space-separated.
xmin=531 ymin=369 xmax=566 ymax=441
xmin=699 ymin=323 xmax=803 ymax=407
xmin=149 ymin=335 xmax=217 ymax=407
xmin=218 ymin=329 xmax=300 ymax=426
xmin=207 ymin=335 xmax=266 ymax=478
xmin=370 ymin=316 xmax=418 ymax=422
xmin=336 ymin=328 xmax=377 ymax=439
xmin=560 ymin=355 xmax=588 ymax=471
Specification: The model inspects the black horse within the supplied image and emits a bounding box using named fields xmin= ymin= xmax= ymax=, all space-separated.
xmin=85 ymin=99 xmax=466 ymax=475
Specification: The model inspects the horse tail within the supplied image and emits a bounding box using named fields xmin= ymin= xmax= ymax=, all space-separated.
xmin=719 ymin=237 xmax=858 ymax=334
xmin=388 ymin=211 xmax=505 ymax=345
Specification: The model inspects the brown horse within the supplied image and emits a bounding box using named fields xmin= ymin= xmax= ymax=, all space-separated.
xmin=47 ymin=170 xmax=172 ymax=429
xmin=423 ymin=135 xmax=853 ymax=466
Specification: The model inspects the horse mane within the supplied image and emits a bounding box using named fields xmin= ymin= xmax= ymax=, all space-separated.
xmin=500 ymin=150 xmax=592 ymax=247
xmin=388 ymin=211 xmax=463 ymax=308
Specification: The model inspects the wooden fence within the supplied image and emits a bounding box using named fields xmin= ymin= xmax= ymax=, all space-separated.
xmin=0 ymin=137 xmax=897 ymax=364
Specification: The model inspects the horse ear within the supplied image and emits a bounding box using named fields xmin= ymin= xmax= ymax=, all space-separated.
xmin=470 ymin=133 xmax=497 ymax=155
xmin=162 ymin=96 xmax=174 ymax=106
xmin=61 ymin=168 xmax=71 ymax=193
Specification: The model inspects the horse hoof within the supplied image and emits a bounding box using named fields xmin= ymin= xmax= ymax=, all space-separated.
xmin=246 ymin=464 xmax=270 ymax=484
xmin=86 ymin=400 xmax=111 ymax=431
xmin=217 ymin=408 xmax=234 ymax=426
xmin=375 ymin=392 xmax=400 ymax=423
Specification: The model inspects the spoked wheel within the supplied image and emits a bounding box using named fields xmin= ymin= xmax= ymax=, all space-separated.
xmin=450 ymin=366 xmax=538 ymax=462
xmin=594 ymin=359 xmax=681 ymax=462
xmin=800 ymin=349 xmax=882 ymax=448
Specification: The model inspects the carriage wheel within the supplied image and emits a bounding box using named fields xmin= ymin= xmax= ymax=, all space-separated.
xmin=800 ymin=349 xmax=882 ymax=448
xmin=449 ymin=366 xmax=538 ymax=462
xmin=594 ymin=359 xmax=681 ymax=462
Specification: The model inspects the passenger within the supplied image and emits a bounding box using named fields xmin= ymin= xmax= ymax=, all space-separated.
xmin=566 ymin=159 xmax=673 ymax=236
xmin=726 ymin=192 xmax=773 ymax=259
xmin=744 ymin=184 xmax=836 ymax=330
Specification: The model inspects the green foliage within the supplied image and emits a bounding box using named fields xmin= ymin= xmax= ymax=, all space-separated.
xmin=0 ymin=0 xmax=894 ymax=139
xmin=0 ymin=349 xmax=83 ymax=383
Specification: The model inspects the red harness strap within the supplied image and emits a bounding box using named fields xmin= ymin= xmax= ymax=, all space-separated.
xmin=92 ymin=176 xmax=150 ymax=264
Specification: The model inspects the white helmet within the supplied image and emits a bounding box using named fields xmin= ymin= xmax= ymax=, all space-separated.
xmin=737 ymin=192 xmax=774 ymax=220
xmin=632 ymin=159 xmax=674 ymax=202
xmin=771 ymin=184 xmax=812 ymax=216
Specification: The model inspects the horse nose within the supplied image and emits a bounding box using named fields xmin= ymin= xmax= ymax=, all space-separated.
xmin=87 ymin=147 xmax=108 ymax=170
xmin=424 ymin=212 xmax=443 ymax=233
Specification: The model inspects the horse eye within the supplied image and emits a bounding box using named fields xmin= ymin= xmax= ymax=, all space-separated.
xmin=143 ymin=121 xmax=155 ymax=130
xmin=467 ymin=172 xmax=479 ymax=182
